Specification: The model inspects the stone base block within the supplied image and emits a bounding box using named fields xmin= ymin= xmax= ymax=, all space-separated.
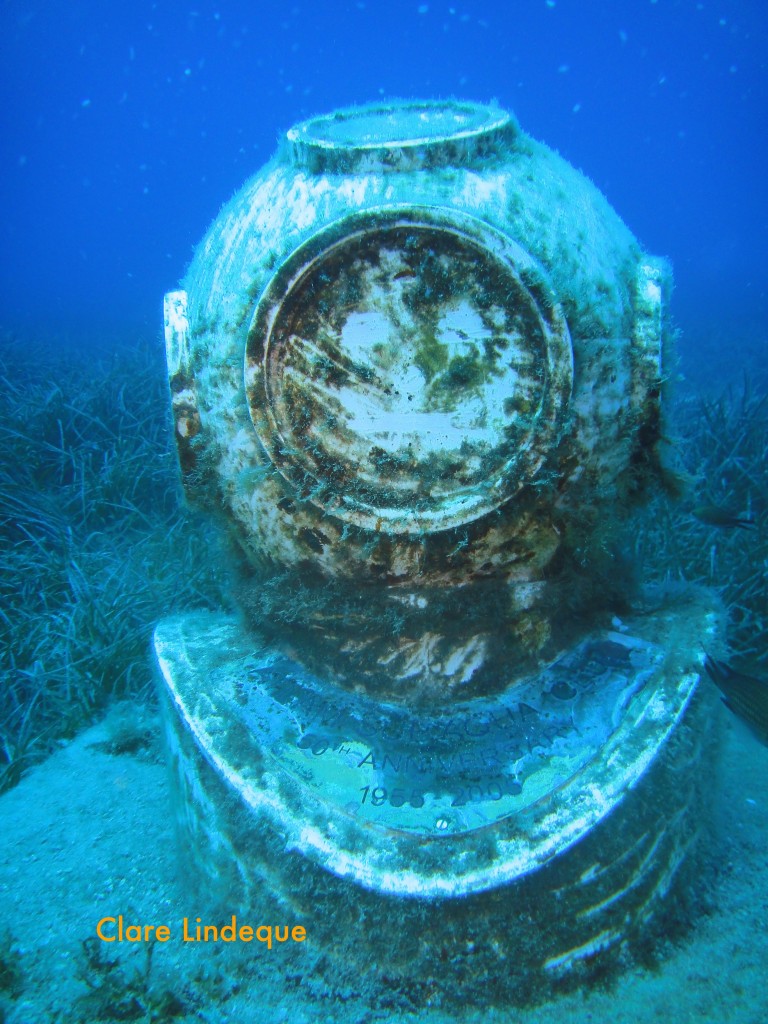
xmin=153 ymin=588 xmax=721 ymax=1006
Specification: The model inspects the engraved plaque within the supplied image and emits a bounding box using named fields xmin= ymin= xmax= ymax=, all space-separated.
xmin=224 ymin=631 xmax=663 ymax=835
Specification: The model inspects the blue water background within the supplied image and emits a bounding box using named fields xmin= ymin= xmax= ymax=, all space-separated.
xmin=0 ymin=0 xmax=765 ymax=381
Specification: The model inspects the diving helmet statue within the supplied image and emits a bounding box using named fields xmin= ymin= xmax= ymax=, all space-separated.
xmin=155 ymin=101 xmax=719 ymax=998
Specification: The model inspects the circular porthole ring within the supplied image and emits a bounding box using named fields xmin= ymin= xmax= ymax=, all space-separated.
xmin=245 ymin=206 xmax=573 ymax=536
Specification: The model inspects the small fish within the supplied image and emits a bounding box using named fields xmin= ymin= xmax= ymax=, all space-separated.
xmin=692 ymin=504 xmax=756 ymax=530
xmin=392 ymin=269 xmax=417 ymax=281
xmin=704 ymin=655 xmax=768 ymax=746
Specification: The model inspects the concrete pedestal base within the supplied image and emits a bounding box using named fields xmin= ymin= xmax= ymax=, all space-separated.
xmin=153 ymin=588 xmax=721 ymax=1005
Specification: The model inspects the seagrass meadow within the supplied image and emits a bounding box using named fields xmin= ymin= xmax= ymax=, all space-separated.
xmin=0 ymin=333 xmax=766 ymax=1024
xmin=0 ymin=334 xmax=766 ymax=790
xmin=0 ymin=336 xmax=229 ymax=794
xmin=636 ymin=373 xmax=768 ymax=669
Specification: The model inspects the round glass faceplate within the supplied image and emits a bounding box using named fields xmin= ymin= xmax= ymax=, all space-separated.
xmin=246 ymin=209 xmax=572 ymax=535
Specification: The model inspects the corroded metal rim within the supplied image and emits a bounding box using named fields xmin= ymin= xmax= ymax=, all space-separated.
xmin=245 ymin=206 xmax=573 ymax=535
xmin=153 ymin=591 xmax=721 ymax=898
xmin=285 ymin=100 xmax=516 ymax=172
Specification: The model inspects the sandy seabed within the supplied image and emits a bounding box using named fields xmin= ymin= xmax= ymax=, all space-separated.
xmin=0 ymin=700 xmax=766 ymax=1024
